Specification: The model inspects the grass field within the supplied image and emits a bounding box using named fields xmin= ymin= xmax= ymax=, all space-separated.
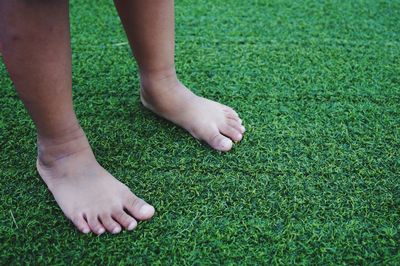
xmin=1 ymin=0 xmax=399 ymax=264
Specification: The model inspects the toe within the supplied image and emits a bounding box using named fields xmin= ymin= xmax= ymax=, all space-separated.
xmin=124 ymin=194 xmax=155 ymax=221
xmin=223 ymin=108 xmax=241 ymax=122
xmin=227 ymin=120 xmax=245 ymax=134
xmin=206 ymin=128 xmax=233 ymax=151
xmin=220 ymin=124 xmax=243 ymax=142
xmin=223 ymin=106 xmax=239 ymax=117
xmin=99 ymin=214 xmax=121 ymax=234
xmin=71 ymin=215 xmax=91 ymax=234
xmin=87 ymin=215 xmax=106 ymax=235
xmin=113 ymin=210 xmax=137 ymax=230
xmin=226 ymin=113 xmax=241 ymax=122
xmin=227 ymin=116 xmax=243 ymax=125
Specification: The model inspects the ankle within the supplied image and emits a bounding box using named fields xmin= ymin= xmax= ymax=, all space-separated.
xmin=139 ymin=65 xmax=179 ymax=90
xmin=37 ymin=125 xmax=93 ymax=168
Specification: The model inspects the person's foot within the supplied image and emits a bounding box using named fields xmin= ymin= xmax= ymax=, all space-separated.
xmin=140 ymin=70 xmax=245 ymax=151
xmin=36 ymin=126 xmax=155 ymax=235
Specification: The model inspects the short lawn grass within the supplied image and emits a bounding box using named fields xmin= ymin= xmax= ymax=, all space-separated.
xmin=1 ymin=0 xmax=399 ymax=264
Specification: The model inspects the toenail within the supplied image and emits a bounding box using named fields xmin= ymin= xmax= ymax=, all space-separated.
xmin=128 ymin=221 xmax=137 ymax=231
xmin=98 ymin=228 xmax=105 ymax=235
xmin=82 ymin=228 xmax=90 ymax=234
xmin=112 ymin=227 xmax=121 ymax=234
xmin=220 ymin=138 xmax=231 ymax=149
xmin=240 ymin=126 xmax=245 ymax=132
xmin=139 ymin=205 xmax=154 ymax=217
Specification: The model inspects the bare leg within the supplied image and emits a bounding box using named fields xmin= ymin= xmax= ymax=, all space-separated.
xmin=0 ymin=0 xmax=154 ymax=234
xmin=114 ymin=0 xmax=245 ymax=152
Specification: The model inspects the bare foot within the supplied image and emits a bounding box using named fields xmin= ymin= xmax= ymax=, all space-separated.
xmin=140 ymin=70 xmax=245 ymax=151
xmin=36 ymin=126 xmax=155 ymax=234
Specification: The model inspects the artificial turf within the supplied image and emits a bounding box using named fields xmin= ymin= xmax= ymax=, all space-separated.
xmin=1 ymin=0 xmax=399 ymax=264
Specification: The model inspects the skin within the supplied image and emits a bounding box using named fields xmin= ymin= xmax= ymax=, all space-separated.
xmin=115 ymin=0 xmax=245 ymax=151
xmin=0 ymin=0 xmax=154 ymax=235
xmin=0 ymin=0 xmax=244 ymax=234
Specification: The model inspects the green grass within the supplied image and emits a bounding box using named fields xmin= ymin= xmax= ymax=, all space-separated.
xmin=1 ymin=0 xmax=399 ymax=264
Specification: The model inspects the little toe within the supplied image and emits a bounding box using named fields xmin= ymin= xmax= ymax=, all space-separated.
xmin=124 ymin=194 xmax=155 ymax=221
xmin=113 ymin=210 xmax=137 ymax=230
xmin=71 ymin=215 xmax=91 ymax=234
xmin=220 ymin=124 xmax=243 ymax=142
xmin=87 ymin=215 xmax=106 ymax=235
xmin=99 ymin=214 xmax=121 ymax=234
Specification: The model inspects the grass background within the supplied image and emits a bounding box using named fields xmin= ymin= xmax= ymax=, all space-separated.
xmin=1 ymin=0 xmax=399 ymax=264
